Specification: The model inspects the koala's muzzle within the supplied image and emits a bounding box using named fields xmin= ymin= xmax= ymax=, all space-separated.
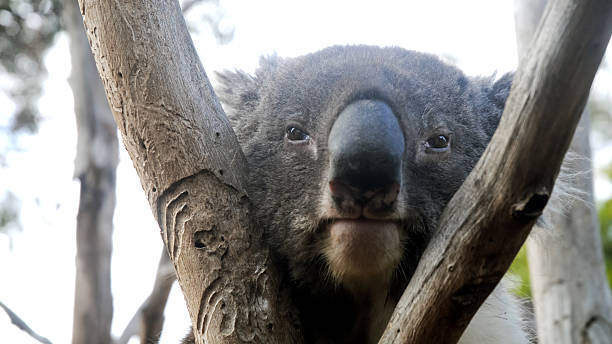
xmin=328 ymin=100 xmax=404 ymax=212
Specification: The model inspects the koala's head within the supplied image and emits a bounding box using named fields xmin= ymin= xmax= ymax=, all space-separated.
xmin=216 ymin=45 xmax=512 ymax=293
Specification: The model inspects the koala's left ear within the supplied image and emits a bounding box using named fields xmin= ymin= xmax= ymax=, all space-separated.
xmin=488 ymin=72 xmax=514 ymax=110
xmin=477 ymin=72 xmax=514 ymax=137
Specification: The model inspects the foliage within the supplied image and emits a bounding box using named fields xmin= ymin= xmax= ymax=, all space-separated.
xmin=598 ymin=165 xmax=612 ymax=287
xmin=0 ymin=0 xmax=60 ymax=245
xmin=0 ymin=191 xmax=20 ymax=234
xmin=509 ymin=245 xmax=531 ymax=298
xmin=0 ymin=0 xmax=62 ymax=134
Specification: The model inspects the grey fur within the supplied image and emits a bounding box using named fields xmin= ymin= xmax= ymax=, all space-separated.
xmin=209 ymin=45 xmax=520 ymax=344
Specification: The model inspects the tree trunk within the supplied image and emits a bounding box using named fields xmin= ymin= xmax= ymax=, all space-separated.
xmin=515 ymin=2 xmax=612 ymax=342
xmin=379 ymin=1 xmax=612 ymax=343
xmin=64 ymin=0 xmax=118 ymax=343
xmin=75 ymin=1 xmax=302 ymax=343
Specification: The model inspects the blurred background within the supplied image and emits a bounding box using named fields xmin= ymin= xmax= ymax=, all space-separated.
xmin=0 ymin=0 xmax=610 ymax=343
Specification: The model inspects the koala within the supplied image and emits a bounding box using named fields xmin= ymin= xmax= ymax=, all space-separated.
xmin=186 ymin=45 xmax=531 ymax=343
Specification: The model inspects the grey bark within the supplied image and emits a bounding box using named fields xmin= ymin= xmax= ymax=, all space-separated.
xmin=76 ymin=1 xmax=301 ymax=343
xmin=64 ymin=0 xmax=118 ymax=343
xmin=379 ymin=0 xmax=612 ymax=343
xmin=515 ymin=1 xmax=612 ymax=342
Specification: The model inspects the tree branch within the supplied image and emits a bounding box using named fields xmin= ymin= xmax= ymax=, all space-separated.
xmin=379 ymin=0 xmax=612 ymax=342
xmin=117 ymin=248 xmax=177 ymax=344
xmin=76 ymin=1 xmax=302 ymax=343
xmin=0 ymin=300 xmax=53 ymax=344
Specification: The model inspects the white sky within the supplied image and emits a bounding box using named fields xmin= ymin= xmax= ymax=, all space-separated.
xmin=1 ymin=1 xmax=611 ymax=343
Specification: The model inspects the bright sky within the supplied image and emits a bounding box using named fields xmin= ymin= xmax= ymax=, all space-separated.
xmin=1 ymin=1 xmax=611 ymax=343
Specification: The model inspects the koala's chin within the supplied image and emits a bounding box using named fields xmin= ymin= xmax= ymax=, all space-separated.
xmin=322 ymin=219 xmax=403 ymax=289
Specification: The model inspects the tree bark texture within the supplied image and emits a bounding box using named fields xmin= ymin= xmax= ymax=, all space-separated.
xmin=379 ymin=0 xmax=612 ymax=343
xmin=516 ymin=2 xmax=612 ymax=342
xmin=76 ymin=1 xmax=302 ymax=343
xmin=64 ymin=0 xmax=118 ymax=344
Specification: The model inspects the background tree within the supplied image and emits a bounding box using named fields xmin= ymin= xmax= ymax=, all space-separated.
xmin=63 ymin=0 xmax=117 ymax=342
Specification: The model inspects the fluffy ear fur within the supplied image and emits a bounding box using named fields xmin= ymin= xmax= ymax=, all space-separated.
xmin=472 ymin=72 xmax=514 ymax=138
xmin=487 ymin=72 xmax=514 ymax=110
xmin=215 ymin=69 xmax=260 ymax=119
xmin=215 ymin=55 xmax=282 ymax=144
xmin=215 ymin=55 xmax=281 ymax=117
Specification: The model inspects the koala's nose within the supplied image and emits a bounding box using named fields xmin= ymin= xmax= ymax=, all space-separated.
xmin=328 ymin=100 xmax=404 ymax=207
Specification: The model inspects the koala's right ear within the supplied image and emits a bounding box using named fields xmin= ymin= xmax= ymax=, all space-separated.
xmin=215 ymin=55 xmax=281 ymax=120
xmin=215 ymin=69 xmax=260 ymax=118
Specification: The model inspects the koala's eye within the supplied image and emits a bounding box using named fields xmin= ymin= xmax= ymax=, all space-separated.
xmin=286 ymin=126 xmax=310 ymax=142
xmin=425 ymin=134 xmax=450 ymax=152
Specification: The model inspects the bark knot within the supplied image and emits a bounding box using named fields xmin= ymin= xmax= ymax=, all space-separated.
xmin=512 ymin=191 xmax=549 ymax=222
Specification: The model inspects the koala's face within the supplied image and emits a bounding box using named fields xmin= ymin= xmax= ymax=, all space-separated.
xmin=217 ymin=45 xmax=511 ymax=292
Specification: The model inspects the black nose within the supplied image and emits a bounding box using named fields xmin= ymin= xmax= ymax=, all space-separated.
xmin=328 ymin=100 xmax=404 ymax=207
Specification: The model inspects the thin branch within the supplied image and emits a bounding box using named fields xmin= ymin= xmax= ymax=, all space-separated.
xmin=0 ymin=300 xmax=53 ymax=344
xmin=117 ymin=248 xmax=177 ymax=344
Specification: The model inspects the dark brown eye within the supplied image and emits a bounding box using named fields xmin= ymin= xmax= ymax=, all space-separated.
xmin=286 ymin=126 xmax=310 ymax=142
xmin=425 ymin=135 xmax=450 ymax=151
